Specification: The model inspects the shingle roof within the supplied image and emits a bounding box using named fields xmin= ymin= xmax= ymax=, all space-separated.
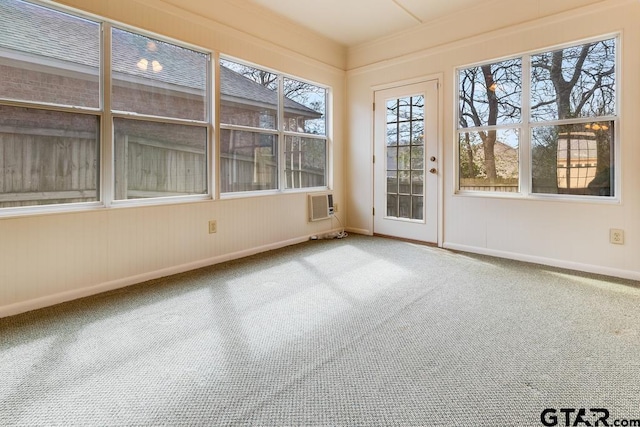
xmin=0 ymin=0 xmax=320 ymax=117
xmin=220 ymin=66 xmax=320 ymax=117
xmin=0 ymin=0 xmax=100 ymax=68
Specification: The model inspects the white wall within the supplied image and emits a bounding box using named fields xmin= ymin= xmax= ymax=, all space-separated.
xmin=0 ymin=0 xmax=347 ymax=317
xmin=346 ymin=0 xmax=640 ymax=279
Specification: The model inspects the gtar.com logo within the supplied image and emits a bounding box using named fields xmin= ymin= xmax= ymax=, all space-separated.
xmin=541 ymin=408 xmax=640 ymax=427
xmin=541 ymin=408 xmax=610 ymax=426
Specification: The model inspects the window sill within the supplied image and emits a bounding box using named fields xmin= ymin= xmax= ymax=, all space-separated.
xmin=453 ymin=190 xmax=621 ymax=205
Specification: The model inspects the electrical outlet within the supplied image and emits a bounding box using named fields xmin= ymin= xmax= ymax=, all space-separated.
xmin=334 ymin=203 xmax=338 ymax=213
xmin=610 ymin=228 xmax=624 ymax=245
xmin=208 ymin=220 xmax=217 ymax=234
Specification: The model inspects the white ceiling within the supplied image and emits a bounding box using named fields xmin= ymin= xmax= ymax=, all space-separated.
xmin=246 ymin=0 xmax=494 ymax=46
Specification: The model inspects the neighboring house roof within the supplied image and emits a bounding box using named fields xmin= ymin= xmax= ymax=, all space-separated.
xmin=0 ymin=0 xmax=99 ymax=68
xmin=0 ymin=0 xmax=321 ymax=118
xmin=219 ymin=66 xmax=320 ymax=118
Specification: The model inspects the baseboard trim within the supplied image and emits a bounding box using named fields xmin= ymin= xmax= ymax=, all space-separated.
xmin=443 ymin=242 xmax=640 ymax=281
xmin=0 ymin=235 xmax=312 ymax=319
xmin=345 ymin=227 xmax=372 ymax=236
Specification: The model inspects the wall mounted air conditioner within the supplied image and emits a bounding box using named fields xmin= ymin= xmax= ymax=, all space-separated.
xmin=308 ymin=193 xmax=334 ymax=221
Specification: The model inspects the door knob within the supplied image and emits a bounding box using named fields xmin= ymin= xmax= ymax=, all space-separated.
xmin=430 ymin=156 xmax=436 ymax=162
xmin=429 ymin=168 xmax=437 ymax=174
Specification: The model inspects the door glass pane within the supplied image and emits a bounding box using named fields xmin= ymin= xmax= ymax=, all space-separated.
xmin=398 ymin=147 xmax=410 ymax=170
xmin=386 ymin=147 xmax=397 ymax=170
xmin=385 ymin=94 xmax=425 ymax=220
xmin=412 ymin=172 xmax=424 ymax=195
xmin=412 ymin=197 xmax=424 ymax=220
xmin=399 ymin=195 xmax=411 ymax=218
xmin=399 ymin=122 xmax=411 ymax=145
xmin=386 ymin=123 xmax=398 ymax=146
xmin=387 ymin=193 xmax=398 ymax=217
xmin=387 ymin=100 xmax=398 ymax=122
xmin=412 ymin=122 xmax=424 ymax=145
xmin=387 ymin=171 xmax=398 ymax=193
xmin=398 ymin=171 xmax=410 ymax=194
xmin=411 ymin=147 xmax=424 ymax=170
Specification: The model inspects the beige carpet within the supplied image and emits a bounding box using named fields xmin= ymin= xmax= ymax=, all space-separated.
xmin=1 ymin=235 xmax=639 ymax=426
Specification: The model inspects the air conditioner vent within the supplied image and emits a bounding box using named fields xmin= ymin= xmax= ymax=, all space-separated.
xmin=308 ymin=193 xmax=333 ymax=221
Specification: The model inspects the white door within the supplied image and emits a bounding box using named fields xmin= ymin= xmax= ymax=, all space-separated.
xmin=374 ymin=80 xmax=439 ymax=243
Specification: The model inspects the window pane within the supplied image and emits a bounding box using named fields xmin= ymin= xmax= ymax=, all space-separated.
xmin=112 ymin=28 xmax=207 ymax=120
xmin=387 ymin=193 xmax=398 ymax=217
xmin=411 ymin=196 xmax=423 ymax=220
xmin=0 ymin=105 xmax=99 ymax=208
xmin=532 ymin=122 xmax=614 ymax=196
xmin=459 ymin=58 xmax=522 ymax=128
xmin=458 ymin=129 xmax=519 ymax=192
xmin=0 ymin=0 xmax=100 ymax=108
xmin=387 ymin=171 xmax=398 ymax=193
xmin=412 ymin=121 xmax=424 ymax=145
xmin=386 ymin=123 xmax=398 ymax=146
xmin=386 ymin=100 xmax=398 ymax=122
xmin=284 ymin=136 xmax=326 ymax=189
xmin=113 ymin=118 xmax=207 ymax=200
xmin=412 ymin=172 xmax=424 ymax=195
xmin=531 ymin=39 xmax=615 ymax=121
xmin=398 ymin=147 xmax=410 ymax=170
xmin=386 ymin=147 xmax=397 ymax=171
xmin=283 ymin=78 xmax=326 ymax=135
xmin=398 ymin=171 xmax=410 ymax=194
xmin=220 ymin=130 xmax=277 ymax=193
xmin=398 ymin=122 xmax=411 ymax=145
xmin=411 ymin=146 xmax=424 ymax=170
xmin=220 ymin=59 xmax=277 ymax=129
xmin=399 ymin=195 xmax=411 ymax=218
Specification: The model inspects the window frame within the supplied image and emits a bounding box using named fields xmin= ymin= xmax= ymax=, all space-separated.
xmin=219 ymin=55 xmax=331 ymax=199
xmin=0 ymin=0 xmax=215 ymax=217
xmin=0 ymin=0 xmax=333 ymax=217
xmin=106 ymin=23 xmax=213 ymax=207
xmin=0 ymin=0 xmax=104 ymax=216
xmin=454 ymin=33 xmax=621 ymax=203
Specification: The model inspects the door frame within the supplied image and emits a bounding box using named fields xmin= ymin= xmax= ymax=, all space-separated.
xmin=371 ymin=74 xmax=444 ymax=247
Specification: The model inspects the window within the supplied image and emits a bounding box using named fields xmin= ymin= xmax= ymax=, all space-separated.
xmin=111 ymin=28 xmax=209 ymax=201
xmin=457 ymin=37 xmax=616 ymax=198
xmin=0 ymin=0 xmax=101 ymax=208
xmin=385 ymin=96 xmax=425 ymax=219
xmin=0 ymin=0 xmax=330 ymax=214
xmin=282 ymin=77 xmax=327 ymax=189
xmin=220 ymin=59 xmax=328 ymax=194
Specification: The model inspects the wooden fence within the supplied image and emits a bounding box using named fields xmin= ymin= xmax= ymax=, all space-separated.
xmin=459 ymin=178 xmax=519 ymax=193
xmin=0 ymin=128 xmax=98 ymax=208
xmin=115 ymin=136 xmax=206 ymax=200
xmin=1 ymin=127 xmax=324 ymax=206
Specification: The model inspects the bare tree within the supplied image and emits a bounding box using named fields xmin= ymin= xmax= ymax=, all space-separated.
xmin=459 ymin=38 xmax=615 ymax=195
xmin=459 ymin=59 xmax=521 ymax=180
xmin=531 ymin=38 xmax=615 ymax=194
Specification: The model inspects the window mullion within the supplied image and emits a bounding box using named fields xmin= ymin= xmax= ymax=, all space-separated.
xmin=278 ymin=74 xmax=285 ymax=191
xmin=212 ymin=51 xmax=220 ymax=200
xmin=520 ymin=54 xmax=531 ymax=195
xmin=102 ymin=22 xmax=114 ymax=208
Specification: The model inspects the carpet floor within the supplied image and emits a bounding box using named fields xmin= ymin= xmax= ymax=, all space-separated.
xmin=1 ymin=235 xmax=639 ymax=426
